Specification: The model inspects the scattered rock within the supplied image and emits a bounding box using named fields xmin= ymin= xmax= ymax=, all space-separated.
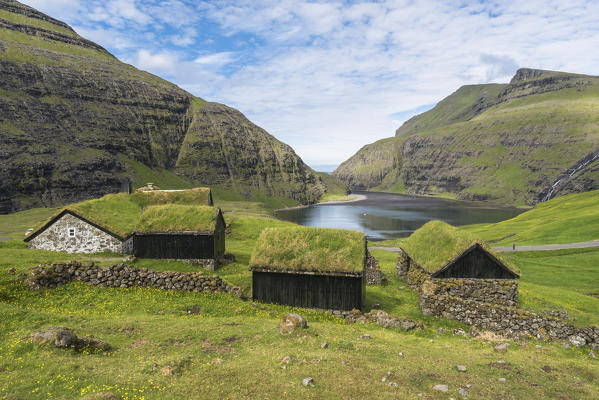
xmin=590 ymin=351 xmax=596 ymax=359
xmin=7 ymin=267 xmax=15 ymax=274
xmin=321 ymin=342 xmax=328 ymax=349
xmin=437 ymin=327 xmax=446 ymax=334
xmin=213 ymin=358 xmax=225 ymax=365
xmin=498 ymin=378 xmax=506 ymax=383
xmin=151 ymin=363 xmax=158 ymax=370
xmin=535 ymin=345 xmax=543 ymax=349
xmin=469 ymin=326 xmax=480 ymax=337
xmin=161 ymin=366 xmax=174 ymax=376
xmin=466 ymin=384 xmax=472 ymax=389
xmin=432 ymin=384 xmax=449 ymax=392
xmin=453 ymin=328 xmax=466 ymax=336
xmin=494 ymin=342 xmax=510 ymax=353
xmin=377 ymin=314 xmax=401 ymax=328
xmin=400 ymin=318 xmax=417 ymax=331
xmin=458 ymin=388 xmax=468 ymax=397
xmin=281 ymin=355 xmax=291 ymax=364
xmin=311 ymin=358 xmax=320 ymax=364
xmin=186 ymin=305 xmax=201 ymax=315
xmin=399 ymin=352 xmax=405 ymax=357
xmin=388 ymin=382 xmax=398 ymax=387
xmin=362 ymin=334 xmax=371 ymax=340
xmin=32 ymin=327 xmax=111 ymax=352
xmin=429 ymin=339 xmax=434 ymax=343
xmin=541 ymin=365 xmax=552 ymax=373
xmin=280 ymin=313 xmax=307 ymax=335
xmin=302 ymin=377 xmax=315 ymax=387
xmin=454 ymin=365 xmax=467 ymax=372
xmin=569 ymin=335 xmax=586 ymax=347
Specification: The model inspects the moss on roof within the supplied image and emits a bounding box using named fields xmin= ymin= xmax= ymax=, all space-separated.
xmin=27 ymin=188 xmax=213 ymax=239
xmin=249 ymin=227 xmax=366 ymax=274
xmin=401 ymin=220 xmax=518 ymax=274
xmin=130 ymin=188 xmax=212 ymax=207
xmin=135 ymin=205 xmax=220 ymax=233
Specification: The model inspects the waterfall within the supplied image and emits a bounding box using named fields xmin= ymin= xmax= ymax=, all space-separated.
xmin=542 ymin=150 xmax=599 ymax=202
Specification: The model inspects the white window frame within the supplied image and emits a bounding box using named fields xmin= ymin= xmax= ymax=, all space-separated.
xmin=68 ymin=227 xmax=76 ymax=237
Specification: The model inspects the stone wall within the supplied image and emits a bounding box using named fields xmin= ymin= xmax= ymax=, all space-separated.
xmin=420 ymin=294 xmax=599 ymax=348
xmin=422 ymin=278 xmax=518 ymax=307
xmin=397 ymin=252 xmax=518 ymax=306
xmin=28 ymin=214 xmax=122 ymax=254
xmin=27 ymin=261 xmax=241 ymax=297
xmin=364 ymin=252 xmax=386 ymax=285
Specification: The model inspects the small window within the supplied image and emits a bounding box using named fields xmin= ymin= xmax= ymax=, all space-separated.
xmin=68 ymin=228 xmax=76 ymax=237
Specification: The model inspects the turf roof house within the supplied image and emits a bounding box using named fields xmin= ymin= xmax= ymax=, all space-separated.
xmin=397 ymin=221 xmax=520 ymax=306
xmin=249 ymin=227 xmax=367 ymax=311
xmin=24 ymin=188 xmax=214 ymax=254
xmin=125 ymin=204 xmax=225 ymax=270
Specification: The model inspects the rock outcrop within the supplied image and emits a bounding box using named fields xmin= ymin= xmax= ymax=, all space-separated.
xmin=0 ymin=0 xmax=329 ymax=213
xmin=334 ymin=68 xmax=599 ymax=206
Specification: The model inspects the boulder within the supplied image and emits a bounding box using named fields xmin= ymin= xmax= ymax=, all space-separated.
xmin=377 ymin=314 xmax=401 ymax=328
xmin=32 ymin=327 xmax=111 ymax=352
xmin=280 ymin=313 xmax=307 ymax=335
xmin=494 ymin=342 xmax=510 ymax=353
xmin=432 ymin=384 xmax=449 ymax=392
xmin=569 ymin=335 xmax=586 ymax=347
xmin=401 ymin=318 xmax=417 ymax=331
xmin=302 ymin=377 xmax=315 ymax=387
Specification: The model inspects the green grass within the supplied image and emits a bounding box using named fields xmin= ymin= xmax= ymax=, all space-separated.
xmin=401 ymin=220 xmax=517 ymax=274
xmin=118 ymin=155 xmax=195 ymax=191
xmin=0 ymin=9 xmax=76 ymax=37
xmin=318 ymin=194 xmax=357 ymax=203
xmin=135 ymin=205 xmax=219 ymax=233
xmin=463 ymin=189 xmax=599 ymax=246
xmin=1 ymin=204 xmax=599 ymax=398
xmin=250 ymin=227 xmax=366 ymax=274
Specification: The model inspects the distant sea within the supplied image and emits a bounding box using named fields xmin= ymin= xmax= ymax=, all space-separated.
xmin=310 ymin=164 xmax=339 ymax=173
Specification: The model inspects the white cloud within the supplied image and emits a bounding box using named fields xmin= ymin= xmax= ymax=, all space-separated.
xmin=17 ymin=0 xmax=599 ymax=165
xmin=134 ymin=49 xmax=177 ymax=72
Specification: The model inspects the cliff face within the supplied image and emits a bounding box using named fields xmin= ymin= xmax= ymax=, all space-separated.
xmin=334 ymin=68 xmax=599 ymax=206
xmin=0 ymin=0 xmax=328 ymax=213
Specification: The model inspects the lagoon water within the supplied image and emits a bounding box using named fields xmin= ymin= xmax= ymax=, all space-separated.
xmin=275 ymin=191 xmax=525 ymax=241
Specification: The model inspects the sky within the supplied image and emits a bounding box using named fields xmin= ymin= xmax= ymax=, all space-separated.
xmin=21 ymin=0 xmax=599 ymax=168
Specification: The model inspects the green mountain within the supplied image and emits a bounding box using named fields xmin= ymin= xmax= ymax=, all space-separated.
xmin=333 ymin=68 xmax=599 ymax=206
xmin=0 ymin=0 xmax=343 ymax=213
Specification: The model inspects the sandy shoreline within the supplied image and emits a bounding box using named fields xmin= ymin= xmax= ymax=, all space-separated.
xmin=274 ymin=193 xmax=368 ymax=212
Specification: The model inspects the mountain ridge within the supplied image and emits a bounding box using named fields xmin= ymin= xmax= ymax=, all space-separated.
xmin=334 ymin=68 xmax=599 ymax=206
xmin=0 ymin=0 xmax=344 ymax=213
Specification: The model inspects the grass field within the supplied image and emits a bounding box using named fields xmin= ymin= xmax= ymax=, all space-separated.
xmin=1 ymin=197 xmax=599 ymax=398
xmin=464 ymin=189 xmax=599 ymax=246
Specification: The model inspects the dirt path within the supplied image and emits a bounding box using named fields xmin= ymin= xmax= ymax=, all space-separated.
xmin=370 ymin=239 xmax=599 ymax=254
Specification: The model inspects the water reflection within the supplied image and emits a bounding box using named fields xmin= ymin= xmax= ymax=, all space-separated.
xmin=276 ymin=191 xmax=525 ymax=240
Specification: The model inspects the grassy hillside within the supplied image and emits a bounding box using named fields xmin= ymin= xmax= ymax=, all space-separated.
xmin=463 ymin=189 xmax=599 ymax=246
xmin=334 ymin=69 xmax=599 ymax=206
xmin=1 ymin=208 xmax=599 ymax=398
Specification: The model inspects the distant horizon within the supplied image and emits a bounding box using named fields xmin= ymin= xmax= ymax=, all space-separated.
xmin=22 ymin=0 xmax=599 ymax=165
xmin=310 ymin=164 xmax=339 ymax=173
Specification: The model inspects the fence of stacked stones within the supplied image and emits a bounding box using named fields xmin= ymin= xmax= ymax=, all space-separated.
xmin=27 ymin=261 xmax=242 ymax=297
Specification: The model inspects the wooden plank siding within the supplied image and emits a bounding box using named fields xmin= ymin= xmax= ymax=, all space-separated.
xmin=432 ymin=244 xmax=518 ymax=279
xmin=132 ymin=234 xmax=217 ymax=259
xmin=252 ymin=271 xmax=364 ymax=311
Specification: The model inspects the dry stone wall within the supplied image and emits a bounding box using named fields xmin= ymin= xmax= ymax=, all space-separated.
xmin=27 ymin=261 xmax=241 ymax=297
xmin=28 ymin=214 xmax=122 ymax=254
xmin=420 ymin=294 xmax=599 ymax=348
xmin=364 ymin=253 xmax=386 ymax=285
xmin=422 ymin=278 xmax=518 ymax=307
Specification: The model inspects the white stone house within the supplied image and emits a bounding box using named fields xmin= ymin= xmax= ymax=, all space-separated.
xmin=24 ymin=209 xmax=124 ymax=254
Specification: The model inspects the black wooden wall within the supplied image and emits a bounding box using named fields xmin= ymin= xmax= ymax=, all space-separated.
xmin=432 ymin=245 xmax=517 ymax=279
xmin=133 ymin=234 xmax=216 ymax=259
xmin=252 ymin=271 xmax=364 ymax=311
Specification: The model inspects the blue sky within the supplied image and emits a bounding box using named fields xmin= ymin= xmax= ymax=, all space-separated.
xmin=22 ymin=0 xmax=599 ymax=167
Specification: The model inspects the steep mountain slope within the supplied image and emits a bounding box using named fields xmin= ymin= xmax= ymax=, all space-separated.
xmin=0 ymin=0 xmax=333 ymax=213
xmin=334 ymin=68 xmax=599 ymax=206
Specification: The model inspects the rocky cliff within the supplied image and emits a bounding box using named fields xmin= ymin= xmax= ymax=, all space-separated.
xmin=0 ymin=0 xmax=332 ymax=213
xmin=334 ymin=68 xmax=599 ymax=206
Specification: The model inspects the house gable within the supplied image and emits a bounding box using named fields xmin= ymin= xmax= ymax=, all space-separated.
xmin=26 ymin=212 xmax=122 ymax=254
xmin=431 ymin=244 xmax=519 ymax=279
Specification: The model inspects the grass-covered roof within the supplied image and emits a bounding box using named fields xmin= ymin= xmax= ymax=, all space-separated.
xmin=249 ymin=227 xmax=366 ymax=274
xmin=27 ymin=188 xmax=213 ymax=239
xmin=135 ymin=205 xmax=220 ymax=233
xmin=401 ymin=220 xmax=518 ymax=274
